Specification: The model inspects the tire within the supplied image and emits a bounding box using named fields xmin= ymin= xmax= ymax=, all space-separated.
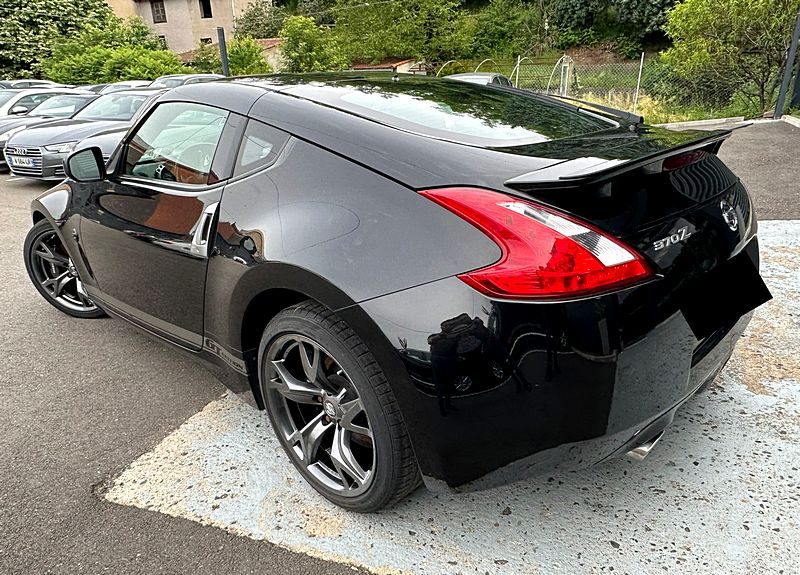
xmin=258 ymin=300 xmax=421 ymax=512
xmin=23 ymin=219 xmax=106 ymax=319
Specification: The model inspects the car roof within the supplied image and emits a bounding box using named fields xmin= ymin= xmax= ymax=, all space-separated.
xmin=100 ymin=88 xmax=166 ymax=96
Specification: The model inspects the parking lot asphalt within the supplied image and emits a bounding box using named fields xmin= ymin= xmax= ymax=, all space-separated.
xmin=0 ymin=120 xmax=798 ymax=575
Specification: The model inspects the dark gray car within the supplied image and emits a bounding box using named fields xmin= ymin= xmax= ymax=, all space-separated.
xmin=0 ymin=94 xmax=99 ymax=171
xmin=5 ymin=88 xmax=163 ymax=180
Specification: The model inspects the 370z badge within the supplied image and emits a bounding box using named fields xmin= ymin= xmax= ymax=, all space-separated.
xmin=653 ymin=226 xmax=693 ymax=251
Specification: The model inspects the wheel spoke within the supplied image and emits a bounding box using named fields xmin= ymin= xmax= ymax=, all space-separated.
xmin=42 ymin=271 xmax=71 ymax=298
xmin=269 ymin=359 xmax=321 ymax=404
xmin=298 ymin=341 xmax=321 ymax=385
xmin=35 ymin=242 xmax=68 ymax=266
xmin=339 ymin=397 xmax=372 ymax=438
xmin=288 ymin=412 xmax=332 ymax=465
xmin=330 ymin=425 xmax=369 ymax=488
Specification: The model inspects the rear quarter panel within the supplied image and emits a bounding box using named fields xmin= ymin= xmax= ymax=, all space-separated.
xmin=205 ymin=136 xmax=500 ymax=363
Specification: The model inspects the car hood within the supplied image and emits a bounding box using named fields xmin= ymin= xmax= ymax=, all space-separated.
xmin=8 ymin=119 xmax=130 ymax=146
xmin=75 ymin=127 xmax=128 ymax=155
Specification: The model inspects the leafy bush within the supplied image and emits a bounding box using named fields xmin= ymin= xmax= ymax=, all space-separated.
xmin=279 ymin=16 xmax=348 ymax=72
xmin=236 ymin=1 xmax=289 ymax=39
xmin=553 ymin=28 xmax=599 ymax=50
xmin=189 ymin=37 xmax=272 ymax=75
xmin=228 ymin=37 xmax=272 ymax=75
xmin=42 ymin=17 xmax=186 ymax=83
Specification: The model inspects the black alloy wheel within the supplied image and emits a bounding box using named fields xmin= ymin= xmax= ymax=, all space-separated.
xmin=24 ymin=220 xmax=106 ymax=319
xmin=258 ymin=300 xmax=421 ymax=512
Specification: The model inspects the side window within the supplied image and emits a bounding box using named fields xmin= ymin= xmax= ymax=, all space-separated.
xmin=124 ymin=102 xmax=229 ymax=186
xmin=233 ymin=119 xmax=288 ymax=177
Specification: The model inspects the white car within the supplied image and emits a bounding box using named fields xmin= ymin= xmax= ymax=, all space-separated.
xmin=0 ymin=88 xmax=88 ymax=117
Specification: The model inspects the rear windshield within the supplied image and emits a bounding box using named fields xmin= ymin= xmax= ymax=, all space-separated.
xmin=287 ymin=77 xmax=616 ymax=147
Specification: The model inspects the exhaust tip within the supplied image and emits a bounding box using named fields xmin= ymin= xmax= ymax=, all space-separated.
xmin=626 ymin=431 xmax=665 ymax=462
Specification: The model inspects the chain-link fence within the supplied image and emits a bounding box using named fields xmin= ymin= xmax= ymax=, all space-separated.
xmin=433 ymin=56 xmax=757 ymax=124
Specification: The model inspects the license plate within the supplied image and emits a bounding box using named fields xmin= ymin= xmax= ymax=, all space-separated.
xmin=9 ymin=156 xmax=34 ymax=168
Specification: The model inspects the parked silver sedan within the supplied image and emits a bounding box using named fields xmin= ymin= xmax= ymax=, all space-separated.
xmin=5 ymin=88 xmax=163 ymax=180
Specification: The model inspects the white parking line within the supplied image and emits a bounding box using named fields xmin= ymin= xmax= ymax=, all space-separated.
xmin=104 ymin=221 xmax=800 ymax=575
xmin=6 ymin=177 xmax=25 ymax=182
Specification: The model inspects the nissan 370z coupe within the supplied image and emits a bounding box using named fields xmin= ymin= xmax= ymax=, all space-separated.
xmin=24 ymin=74 xmax=771 ymax=512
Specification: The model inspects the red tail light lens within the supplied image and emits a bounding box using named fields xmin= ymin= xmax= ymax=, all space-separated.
xmin=420 ymin=187 xmax=651 ymax=299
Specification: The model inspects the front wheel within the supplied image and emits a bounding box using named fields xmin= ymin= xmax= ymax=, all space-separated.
xmin=23 ymin=220 xmax=106 ymax=319
xmin=258 ymin=300 xmax=421 ymax=512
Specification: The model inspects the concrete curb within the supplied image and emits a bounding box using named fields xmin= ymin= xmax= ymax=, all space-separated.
xmin=655 ymin=116 xmax=745 ymax=129
xmin=782 ymin=114 xmax=800 ymax=129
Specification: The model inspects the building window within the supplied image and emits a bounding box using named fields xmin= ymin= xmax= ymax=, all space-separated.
xmin=157 ymin=35 xmax=167 ymax=49
xmin=151 ymin=0 xmax=167 ymax=23
xmin=200 ymin=37 xmax=213 ymax=45
xmin=199 ymin=0 xmax=212 ymax=18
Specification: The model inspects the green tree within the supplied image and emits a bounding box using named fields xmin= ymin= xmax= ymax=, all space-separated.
xmin=0 ymin=0 xmax=113 ymax=77
xmin=279 ymin=15 xmax=348 ymax=72
xmin=333 ymin=0 xmax=470 ymax=63
xmin=467 ymin=0 xmax=546 ymax=57
xmin=662 ymin=0 xmax=800 ymax=113
xmin=235 ymin=0 xmax=335 ymax=39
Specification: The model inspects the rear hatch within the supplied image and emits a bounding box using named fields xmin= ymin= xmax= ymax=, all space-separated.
xmin=502 ymin=124 xmax=771 ymax=344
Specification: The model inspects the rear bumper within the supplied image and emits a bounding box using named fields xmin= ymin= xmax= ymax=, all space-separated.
xmin=351 ymin=238 xmax=765 ymax=491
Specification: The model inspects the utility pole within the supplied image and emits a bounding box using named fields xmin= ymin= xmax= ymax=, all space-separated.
xmin=775 ymin=9 xmax=800 ymax=118
xmin=217 ymin=27 xmax=230 ymax=77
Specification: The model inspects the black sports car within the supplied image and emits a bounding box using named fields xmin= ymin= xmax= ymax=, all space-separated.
xmin=24 ymin=74 xmax=771 ymax=512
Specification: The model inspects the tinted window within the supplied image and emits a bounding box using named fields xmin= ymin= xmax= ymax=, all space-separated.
xmin=234 ymin=120 xmax=287 ymax=176
xmin=15 ymin=93 xmax=59 ymax=111
xmin=124 ymin=102 xmax=229 ymax=186
xmin=291 ymin=77 xmax=615 ymax=147
xmin=74 ymin=93 xmax=149 ymax=121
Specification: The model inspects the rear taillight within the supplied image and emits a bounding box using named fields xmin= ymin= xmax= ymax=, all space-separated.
xmin=420 ymin=187 xmax=651 ymax=299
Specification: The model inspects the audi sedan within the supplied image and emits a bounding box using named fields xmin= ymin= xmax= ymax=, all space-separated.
xmin=0 ymin=94 xmax=99 ymax=171
xmin=24 ymin=74 xmax=770 ymax=512
xmin=5 ymin=88 xmax=163 ymax=179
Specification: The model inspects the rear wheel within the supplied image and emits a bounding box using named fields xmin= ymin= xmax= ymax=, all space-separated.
xmin=258 ymin=300 xmax=421 ymax=512
xmin=23 ymin=220 xmax=106 ymax=319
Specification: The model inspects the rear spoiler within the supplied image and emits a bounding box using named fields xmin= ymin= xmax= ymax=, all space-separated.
xmin=505 ymin=130 xmax=734 ymax=191
xmin=545 ymin=94 xmax=645 ymax=126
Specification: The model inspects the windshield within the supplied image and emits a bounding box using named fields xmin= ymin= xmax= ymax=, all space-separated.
xmin=30 ymin=95 xmax=95 ymax=118
xmin=73 ymin=93 xmax=149 ymax=121
xmin=150 ymin=78 xmax=185 ymax=89
xmin=0 ymin=91 xmax=17 ymax=106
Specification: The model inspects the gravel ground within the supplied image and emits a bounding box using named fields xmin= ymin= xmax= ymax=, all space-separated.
xmin=1 ymin=119 xmax=798 ymax=574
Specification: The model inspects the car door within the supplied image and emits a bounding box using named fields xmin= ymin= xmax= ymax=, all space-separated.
xmin=76 ymin=100 xmax=245 ymax=350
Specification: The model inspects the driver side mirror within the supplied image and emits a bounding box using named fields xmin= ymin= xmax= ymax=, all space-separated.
xmin=10 ymin=105 xmax=28 ymax=115
xmin=64 ymin=147 xmax=107 ymax=182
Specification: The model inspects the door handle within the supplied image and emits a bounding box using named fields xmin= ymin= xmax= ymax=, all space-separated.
xmin=191 ymin=201 xmax=219 ymax=257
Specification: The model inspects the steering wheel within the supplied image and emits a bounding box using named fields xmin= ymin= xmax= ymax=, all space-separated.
xmin=173 ymin=143 xmax=217 ymax=184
